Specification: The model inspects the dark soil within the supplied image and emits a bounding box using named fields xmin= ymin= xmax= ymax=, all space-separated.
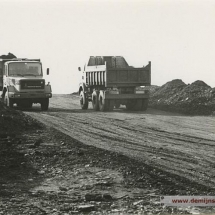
xmin=147 ymin=79 xmax=215 ymax=115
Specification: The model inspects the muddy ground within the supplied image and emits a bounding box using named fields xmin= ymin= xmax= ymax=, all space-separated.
xmin=1 ymin=95 xmax=215 ymax=214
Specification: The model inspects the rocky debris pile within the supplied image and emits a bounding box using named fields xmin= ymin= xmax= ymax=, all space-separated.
xmin=0 ymin=101 xmax=42 ymax=134
xmin=149 ymin=79 xmax=215 ymax=115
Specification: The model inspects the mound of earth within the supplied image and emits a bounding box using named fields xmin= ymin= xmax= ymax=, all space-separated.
xmin=0 ymin=101 xmax=41 ymax=135
xmin=0 ymin=52 xmax=17 ymax=59
xmin=149 ymin=79 xmax=215 ymax=115
xmin=150 ymin=79 xmax=186 ymax=103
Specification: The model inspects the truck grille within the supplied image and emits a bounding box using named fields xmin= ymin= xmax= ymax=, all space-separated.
xmin=20 ymin=80 xmax=45 ymax=90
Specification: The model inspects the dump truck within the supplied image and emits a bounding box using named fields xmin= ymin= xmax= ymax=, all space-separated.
xmin=78 ymin=56 xmax=151 ymax=111
xmin=0 ymin=54 xmax=52 ymax=110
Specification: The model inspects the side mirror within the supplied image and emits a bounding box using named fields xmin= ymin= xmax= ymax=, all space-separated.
xmin=47 ymin=68 xmax=49 ymax=75
xmin=78 ymin=67 xmax=81 ymax=71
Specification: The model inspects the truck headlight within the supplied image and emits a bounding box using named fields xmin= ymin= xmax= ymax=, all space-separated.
xmin=15 ymin=80 xmax=20 ymax=85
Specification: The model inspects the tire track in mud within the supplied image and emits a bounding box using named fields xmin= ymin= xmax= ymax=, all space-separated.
xmin=24 ymin=95 xmax=215 ymax=189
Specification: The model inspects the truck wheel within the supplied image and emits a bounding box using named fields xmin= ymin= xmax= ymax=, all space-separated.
xmin=92 ymin=91 xmax=99 ymax=111
xmin=80 ymin=91 xmax=88 ymax=110
xmin=99 ymin=91 xmax=108 ymax=111
xmin=4 ymin=91 xmax=13 ymax=108
xmin=41 ymin=98 xmax=49 ymax=111
xmin=142 ymin=99 xmax=148 ymax=111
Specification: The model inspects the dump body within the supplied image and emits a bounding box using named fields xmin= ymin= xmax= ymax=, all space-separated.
xmin=84 ymin=56 xmax=151 ymax=88
xmin=106 ymin=67 xmax=150 ymax=87
xmin=0 ymin=58 xmax=52 ymax=110
xmin=79 ymin=56 xmax=151 ymax=111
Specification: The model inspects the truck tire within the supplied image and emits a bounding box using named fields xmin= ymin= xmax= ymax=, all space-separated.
xmin=80 ymin=91 xmax=88 ymax=110
xmin=41 ymin=98 xmax=49 ymax=111
xmin=99 ymin=91 xmax=108 ymax=111
xmin=141 ymin=98 xmax=148 ymax=111
xmin=92 ymin=91 xmax=99 ymax=111
xmin=4 ymin=91 xmax=13 ymax=108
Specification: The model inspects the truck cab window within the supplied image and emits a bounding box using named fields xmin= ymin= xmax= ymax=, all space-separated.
xmin=8 ymin=62 xmax=42 ymax=76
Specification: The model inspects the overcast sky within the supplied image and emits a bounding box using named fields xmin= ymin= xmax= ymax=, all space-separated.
xmin=0 ymin=0 xmax=214 ymax=93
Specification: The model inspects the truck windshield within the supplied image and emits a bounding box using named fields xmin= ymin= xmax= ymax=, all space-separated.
xmin=8 ymin=62 xmax=42 ymax=76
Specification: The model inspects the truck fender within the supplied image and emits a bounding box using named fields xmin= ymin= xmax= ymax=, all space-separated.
xmin=79 ymin=83 xmax=88 ymax=94
xmin=1 ymin=86 xmax=15 ymax=99
xmin=1 ymin=87 xmax=7 ymax=98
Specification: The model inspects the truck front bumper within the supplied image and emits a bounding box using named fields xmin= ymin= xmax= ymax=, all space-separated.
xmin=9 ymin=92 xmax=52 ymax=99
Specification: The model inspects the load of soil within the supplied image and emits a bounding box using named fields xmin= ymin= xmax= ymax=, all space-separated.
xmin=148 ymin=79 xmax=215 ymax=115
xmin=0 ymin=52 xmax=17 ymax=59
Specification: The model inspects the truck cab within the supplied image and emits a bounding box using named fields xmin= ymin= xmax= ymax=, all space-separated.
xmin=0 ymin=58 xmax=52 ymax=110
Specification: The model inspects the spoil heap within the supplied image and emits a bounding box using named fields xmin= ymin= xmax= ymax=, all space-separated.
xmin=0 ymin=102 xmax=41 ymax=134
xmin=149 ymin=79 xmax=215 ymax=115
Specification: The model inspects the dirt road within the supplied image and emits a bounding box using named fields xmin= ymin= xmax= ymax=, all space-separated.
xmin=24 ymin=94 xmax=215 ymax=189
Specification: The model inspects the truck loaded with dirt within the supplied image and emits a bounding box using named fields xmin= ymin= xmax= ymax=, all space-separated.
xmin=78 ymin=56 xmax=151 ymax=111
xmin=0 ymin=53 xmax=52 ymax=110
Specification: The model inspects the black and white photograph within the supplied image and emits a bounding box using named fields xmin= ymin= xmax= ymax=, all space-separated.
xmin=0 ymin=0 xmax=215 ymax=214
